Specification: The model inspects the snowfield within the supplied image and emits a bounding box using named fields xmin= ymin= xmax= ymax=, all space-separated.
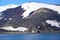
xmin=21 ymin=2 xmax=60 ymax=18
xmin=0 ymin=2 xmax=60 ymax=18
xmin=45 ymin=20 xmax=60 ymax=28
xmin=0 ymin=26 xmax=28 ymax=32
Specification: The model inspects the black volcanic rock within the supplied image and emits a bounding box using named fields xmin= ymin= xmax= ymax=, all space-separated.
xmin=1 ymin=6 xmax=25 ymax=18
xmin=0 ymin=5 xmax=25 ymax=27
xmin=0 ymin=29 xmax=9 ymax=32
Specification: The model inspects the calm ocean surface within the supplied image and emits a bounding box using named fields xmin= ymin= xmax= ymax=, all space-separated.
xmin=0 ymin=34 xmax=60 ymax=40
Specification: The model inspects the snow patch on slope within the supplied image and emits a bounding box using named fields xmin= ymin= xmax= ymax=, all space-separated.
xmin=0 ymin=26 xmax=28 ymax=32
xmin=45 ymin=20 xmax=60 ymax=27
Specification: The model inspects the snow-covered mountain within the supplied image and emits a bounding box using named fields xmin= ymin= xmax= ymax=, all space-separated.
xmin=21 ymin=2 xmax=60 ymax=18
xmin=0 ymin=2 xmax=60 ymax=18
xmin=0 ymin=2 xmax=60 ymax=33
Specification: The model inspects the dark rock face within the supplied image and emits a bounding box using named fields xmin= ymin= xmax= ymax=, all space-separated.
xmin=0 ymin=29 xmax=8 ymax=32
xmin=15 ymin=8 xmax=60 ymax=33
xmin=0 ymin=5 xmax=25 ymax=27
xmin=0 ymin=6 xmax=60 ymax=33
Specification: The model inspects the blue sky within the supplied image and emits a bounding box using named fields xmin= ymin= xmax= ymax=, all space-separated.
xmin=0 ymin=0 xmax=60 ymax=6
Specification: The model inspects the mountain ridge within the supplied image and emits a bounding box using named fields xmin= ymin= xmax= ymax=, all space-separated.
xmin=0 ymin=2 xmax=60 ymax=33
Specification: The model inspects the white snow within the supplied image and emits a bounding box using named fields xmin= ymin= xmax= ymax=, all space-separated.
xmin=32 ymin=30 xmax=35 ymax=33
xmin=21 ymin=2 xmax=60 ymax=18
xmin=0 ymin=26 xmax=28 ymax=32
xmin=45 ymin=20 xmax=60 ymax=27
xmin=3 ymin=18 xmax=12 ymax=20
xmin=0 ymin=4 xmax=19 ymax=12
xmin=9 ymin=18 xmax=13 ymax=20
xmin=4 ymin=18 xmax=7 ymax=20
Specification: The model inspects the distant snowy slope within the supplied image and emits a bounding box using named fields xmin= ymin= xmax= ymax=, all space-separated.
xmin=21 ymin=2 xmax=60 ymax=18
xmin=0 ymin=4 xmax=19 ymax=12
xmin=0 ymin=2 xmax=60 ymax=18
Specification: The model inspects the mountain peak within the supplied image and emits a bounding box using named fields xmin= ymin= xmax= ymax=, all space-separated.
xmin=0 ymin=2 xmax=60 ymax=33
xmin=0 ymin=2 xmax=60 ymax=18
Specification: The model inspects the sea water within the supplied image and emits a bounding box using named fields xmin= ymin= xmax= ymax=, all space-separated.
xmin=0 ymin=34 xmax=60 ymax=40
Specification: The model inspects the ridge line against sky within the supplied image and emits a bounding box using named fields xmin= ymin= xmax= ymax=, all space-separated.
xmin=0 ymin=0 xmax=60 ymax=6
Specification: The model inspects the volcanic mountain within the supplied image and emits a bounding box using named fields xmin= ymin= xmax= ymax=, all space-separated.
xmin=0 ymin=2 xmax=60 ymax=33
